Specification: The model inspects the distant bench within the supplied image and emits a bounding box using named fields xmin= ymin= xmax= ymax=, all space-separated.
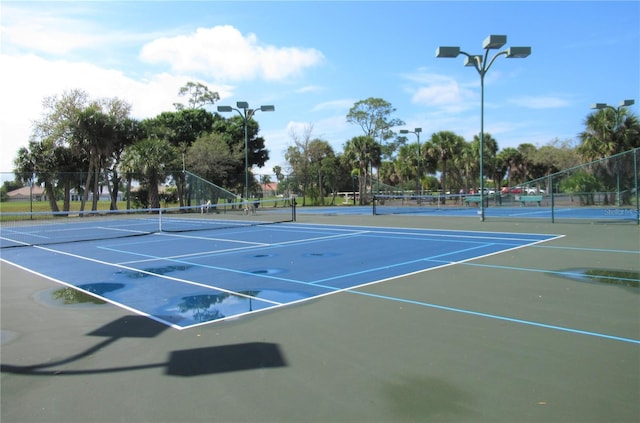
xmin=519 ymin=195 xmax=543 ymax=206
xmin=464 ymin=195 xmax=484 ymax=206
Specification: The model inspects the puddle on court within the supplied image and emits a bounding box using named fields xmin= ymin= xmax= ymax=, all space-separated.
xmin=250 ymin=268 xmax=286 ymax=275
xmin=51 ymin=283 xmax=125 ymax=305
xmin=247 ymin=253 xmax=276 ymax=258
xmin=303 ymin=252 xmax=340 ymax=258
xmin=559 ymin=268 xmax=639 ymax=290
xmin=157 ymin=289 xmax=311 ymax=326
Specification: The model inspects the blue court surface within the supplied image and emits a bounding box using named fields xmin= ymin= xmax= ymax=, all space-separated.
xmin=300 ymin=204 xmax=640 ymax=221
xmin=0 ymin=222 xmax=560 ymax=329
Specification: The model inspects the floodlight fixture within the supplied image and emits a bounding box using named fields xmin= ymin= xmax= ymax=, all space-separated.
xmin=436 ymin=34 xmax=531 ymax=222
xmin=436 ymin=46 xmax=460 ymax=58
xmin=506 ymin=47 xmax=532 ymax=58
xmin=621 ymin=99 xmax=635 ymax=107
xmin=465 ymin=55 xmax=482 ymax=67
xmin=215 ymin=101 xmax=275 ymax=200
xmin=483 ymin=35 xmax=507 ymax=50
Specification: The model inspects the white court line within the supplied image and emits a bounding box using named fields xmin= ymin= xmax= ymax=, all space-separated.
xmin=110 ymin=230 xmax=371 ymax=265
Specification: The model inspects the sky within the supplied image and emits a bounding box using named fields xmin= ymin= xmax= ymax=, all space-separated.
xmin=1 ymin=0 xmax=639 ymax=178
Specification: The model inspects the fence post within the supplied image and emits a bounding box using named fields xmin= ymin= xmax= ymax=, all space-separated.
xmin=635 ymin=149 xmax=639 ymax=225
xmin=549 ymin=174 xmax=555 ymax=223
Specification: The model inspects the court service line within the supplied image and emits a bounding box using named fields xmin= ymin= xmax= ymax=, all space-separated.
xmin=111 ymin=230 xmax=371 ymax=265
xmin=348 ymin=290 xmax=640 ymax=345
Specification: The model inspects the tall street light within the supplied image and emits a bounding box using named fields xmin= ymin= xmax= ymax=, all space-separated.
xmin=437 ymin=35 xmax=530 ymax=221
xmin=400 ymin=128 xmax=422 ymax=195
xmin=217 ymin=102 xmax=275 ymax=201
xmin=591 ymin=99 xmax=635 ymax=206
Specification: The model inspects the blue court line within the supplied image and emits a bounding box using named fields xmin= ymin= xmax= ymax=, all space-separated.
xmin=312 ymin=242 xmax=495 ymax=284
xmin=456 ymin=262 xmax=640 ymax=284
xmin=533 ymin=244 xmax=640 ymax=254
xmin=348 ymin=290 xmax=640 ymax=345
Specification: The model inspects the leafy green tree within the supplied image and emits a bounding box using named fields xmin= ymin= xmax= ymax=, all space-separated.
xmin=144 ymin=108 xmax=215 ymax=206
xmin=212 ymin=113 xmax=270 ymax=195
xmin=185 ymin=132 xmax=243 ymax=202
xmin=560 ymin=171 xmax=604 ymax=206
xmin=346 ymin=98 xmax=404 ymax=188
xmin=173 ymin=81 xmax=220 ymax=111
xmin=285 ymin=125 xmax=314 ymax=205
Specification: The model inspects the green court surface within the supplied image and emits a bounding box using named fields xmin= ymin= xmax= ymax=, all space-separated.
xmin=1 ymin=214 xmax=639 ymax=423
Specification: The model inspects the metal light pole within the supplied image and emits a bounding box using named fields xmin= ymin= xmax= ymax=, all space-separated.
xmin=437 ymin=35 xmax=530 ymax=221
xmin=591 ymin=99 xmax=635 ymax=206
xmin=400 ymin=128 xmax=422 ymax=195
xmin=217 ymin=102 xmax=275 ymax=201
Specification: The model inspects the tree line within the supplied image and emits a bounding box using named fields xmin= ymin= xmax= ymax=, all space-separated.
xmin=8 ymin=86 xmax=640 ymax=209
xmin=283 ymin=97 xmax=639 ymax=205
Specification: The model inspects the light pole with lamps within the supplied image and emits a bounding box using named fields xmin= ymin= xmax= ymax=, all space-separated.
xmin=399 ymin=128 xmax=422 ymax=195
xmin=217 ymin=101 xmax=275 ymax=201
xmin=590 ymin=99 xmax=635 ymax=206
xmin=436 ymin=35 xmax=530 ymax=221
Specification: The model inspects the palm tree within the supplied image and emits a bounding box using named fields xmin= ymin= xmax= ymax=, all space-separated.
xmin=343 ymin=136 xmax=379 ymax=204
xmin=72 ymin=105 xmax=116 ymax=212
xmin=578 ymin=108 xmax=640 ymax=204
xmin=496 ymin=148 xmax=520 ymax=190
xmin=516 ymin=143 xmax=537 ymax=184
xmin=121 ymin=138 xmax=178 ymax=209
xmin=427 ymin=131 xmax=465 ymax=198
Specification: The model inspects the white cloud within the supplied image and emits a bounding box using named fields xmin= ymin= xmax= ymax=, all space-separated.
xmin=508 ymin=96 xmax=571 ymax=109
xmin=310 ymin=99 xmax=354 ymax=113
xmin=0 ymin=54 xmax=234 ymax=172
xmin=295 ymin=85 xmax=324 ymax=94
xmin=140 ymin=25 xmax=325 ymax=81
xmin=0 ymin=5 xmax=102 ymax=55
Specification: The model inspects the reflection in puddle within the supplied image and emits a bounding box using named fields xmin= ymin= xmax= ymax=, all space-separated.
xmin=560 ymin=268 xmax=639 ymax=289
xmin=52 ymin=288 xmax=107 ymax=305
xmin=52 ymin=283 xmax=124 ymax=305
xmin=158 ymin=289 xmax=311 ymax=326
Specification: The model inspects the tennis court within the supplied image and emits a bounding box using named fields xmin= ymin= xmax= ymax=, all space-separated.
xmin=1 ymin=211 xmax=639 ymax=422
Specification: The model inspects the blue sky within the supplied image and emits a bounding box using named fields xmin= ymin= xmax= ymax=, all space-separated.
xmin=1 ymin=1 xmax=639 ymax=176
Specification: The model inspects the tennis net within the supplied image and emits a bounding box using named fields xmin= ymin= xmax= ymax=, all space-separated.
xmin=0 ymin=198 xmax=296 ymax=249
xmin=373 ymin=194 xmax=471 ymax=215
